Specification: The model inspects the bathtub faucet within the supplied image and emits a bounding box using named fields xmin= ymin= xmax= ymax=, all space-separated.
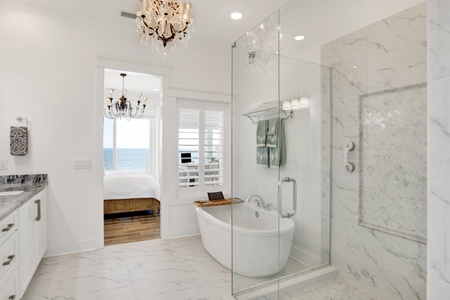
xmin=245 ymin=194 xmax=267 ymax=209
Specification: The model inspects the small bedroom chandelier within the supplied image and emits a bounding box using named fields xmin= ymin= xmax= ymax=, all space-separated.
xmin=136 ymin=0 xmax=194 ymax=56
xmin=104 ymin=73 xmax=147 ymax=120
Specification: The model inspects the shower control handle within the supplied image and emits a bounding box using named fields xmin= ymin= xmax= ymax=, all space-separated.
xmin=277 ymin=177 xmax=297 ymax=218
xmin=344 ymin=141 xmax=355 ymax=172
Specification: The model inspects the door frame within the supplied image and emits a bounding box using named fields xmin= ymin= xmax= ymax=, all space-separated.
xmin=94 ymin=57 xmax=170 ymax=249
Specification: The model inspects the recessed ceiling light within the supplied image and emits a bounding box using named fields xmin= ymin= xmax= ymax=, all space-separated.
xmin=294 ymin=35 xmax=305 ymax=41
xmin=229 ymin=9 xmax=244 ymax=20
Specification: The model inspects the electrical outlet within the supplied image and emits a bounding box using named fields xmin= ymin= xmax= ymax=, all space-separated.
xmin=0 ymin=159 xmax=8 ymax=170
xmin=74 ymin=159 xmax=92 ymax=169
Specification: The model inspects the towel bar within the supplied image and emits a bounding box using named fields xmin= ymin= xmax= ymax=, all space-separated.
xmin=243 ymin=109 xmax=293 ymax=124
xmin=16 ymin=116 xmax=28 ymax=128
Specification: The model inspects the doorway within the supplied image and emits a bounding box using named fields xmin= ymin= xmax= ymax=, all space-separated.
xmin=102 ymin=68 xmax=162 ymax=246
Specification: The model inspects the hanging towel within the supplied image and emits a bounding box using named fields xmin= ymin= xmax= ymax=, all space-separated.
xmin=10 ymin=126 xmax=28 ymax=156
xmin=256 ymin=120 xmax=269 ymax=166
xmin=256 ymin=120 xmax=268 ymax=147
xmin=267 ymin=118 xmax=285 ymax=168
xmin=256 ymin=147 xmax=269 ymax=167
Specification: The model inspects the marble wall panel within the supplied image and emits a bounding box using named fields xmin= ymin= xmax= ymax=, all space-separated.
xmin=359 ymin=84 xmax=427 ymax=242
xmin=322 ymin=3 xmax=427 ymax=299
xmin=428 ymin=0 xmax=450 ymax=297
xmin=322 ymin=4 xmax=427 ymax=97
xmin=429 ymin=0 xmax=450 ymax=81
xmin=429 ymin=79 xmax=450 ymax=181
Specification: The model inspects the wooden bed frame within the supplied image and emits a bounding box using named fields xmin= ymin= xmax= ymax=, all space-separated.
xmin=104 ymin=198 xmax=160 ymax=215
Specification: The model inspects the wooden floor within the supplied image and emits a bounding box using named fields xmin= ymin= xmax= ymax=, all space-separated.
xmin=104 ymin=211 xmax=160 ymax=246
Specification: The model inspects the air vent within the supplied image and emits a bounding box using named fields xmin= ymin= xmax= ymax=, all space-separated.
xmin=121 ymin=11 xmax=136 ymax=19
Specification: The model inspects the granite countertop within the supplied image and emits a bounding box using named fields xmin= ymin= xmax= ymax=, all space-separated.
xmin=0 ymin=174 xmax=48 ymax=222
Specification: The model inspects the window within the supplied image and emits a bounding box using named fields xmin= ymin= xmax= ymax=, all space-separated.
xmin=103 ymin=118 xmax=151 ymax=173
xmin=178 ymin=103 xmax=226 ymax=189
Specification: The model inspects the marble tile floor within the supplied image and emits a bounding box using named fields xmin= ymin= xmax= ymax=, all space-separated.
xmin=23 ymin=236 xmax=231 ymax=300
xmin=233 ymin=257 xmax=310 ymax=293
xmin=23 ymin=236 xmax=376 ymax=300
xmin=279 ymin=278 xmax=377 ymax=300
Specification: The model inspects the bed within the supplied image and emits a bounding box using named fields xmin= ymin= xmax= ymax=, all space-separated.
xmin=103 ymin=170 xmax=160 ymax=215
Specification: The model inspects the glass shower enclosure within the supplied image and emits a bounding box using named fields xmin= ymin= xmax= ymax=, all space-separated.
xmin=231 ymin=4 xmax=332 ymax=299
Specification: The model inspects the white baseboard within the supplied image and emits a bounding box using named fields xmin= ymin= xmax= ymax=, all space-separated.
xmin=44 ymin=238 xmax=98 ymax=257
xmin=162 ymin=225 xmax=200 ymax=239
xmin=290 ymin=245 xmax=321 ymax=267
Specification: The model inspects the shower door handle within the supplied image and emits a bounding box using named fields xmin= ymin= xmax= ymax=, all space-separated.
xmin=277 ymin=177 xmax=297 ymax=218
xmin=344 ymin=141 xmax=355 ymax=172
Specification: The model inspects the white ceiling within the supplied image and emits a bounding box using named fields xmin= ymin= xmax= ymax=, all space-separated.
xmin=6 ymin=0 xmax=294 ymax=48
xmin=2 ymin=0 xmax=425 ymax=56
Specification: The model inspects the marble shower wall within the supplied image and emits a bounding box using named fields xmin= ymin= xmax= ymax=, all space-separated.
xmin=321 ymin=3 xmax=427 ymax=299
xmin=428 ymin=0 xmax=450 ymax=298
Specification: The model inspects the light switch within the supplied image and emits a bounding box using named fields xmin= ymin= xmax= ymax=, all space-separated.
xmin=74 ymin=159 xmax=92 ymax=169
xmin=0 ymin=159 xmax=8 ymax=170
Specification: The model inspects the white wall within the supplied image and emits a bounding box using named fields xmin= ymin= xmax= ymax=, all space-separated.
xmin=0 ymin=6 xmax=230 ymax=256
xmin=161 ymin=89 xmax=231 ymax=239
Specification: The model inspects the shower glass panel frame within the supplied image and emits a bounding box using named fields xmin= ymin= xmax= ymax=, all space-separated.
xmin=231 ymin=6 xmax=332 ymax=299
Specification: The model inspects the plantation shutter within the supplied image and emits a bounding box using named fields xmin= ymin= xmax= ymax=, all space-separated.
xmin=178 ymin=104 xmax=225 ymax=189
xmin=178 ymin=108 xmax=200 ymax=188
xmin=204 ymin=110 xmax=224 ymax=186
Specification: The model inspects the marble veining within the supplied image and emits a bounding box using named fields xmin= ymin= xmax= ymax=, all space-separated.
xmin=23 ymin=236 xmax=375 ymax=300
xmin=428 ymin=0 xmax=450 ymax=297
xmin=0 ymin=174 xmax=48 ymax=187
xmin=359 ymin=84 xmax=427 ymax=243
xmin=23 ymin=236 xmax=230 ymax=300
xmin=321 ymin=3 xmax=427 ymax=300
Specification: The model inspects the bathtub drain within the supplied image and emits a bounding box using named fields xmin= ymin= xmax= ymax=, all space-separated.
xmin=255 ymin=211 xmax=259 ymax=218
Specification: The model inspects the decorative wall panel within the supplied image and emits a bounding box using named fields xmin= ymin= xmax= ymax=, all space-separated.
xmin=359 ymin=84 xmax=427 ymax=242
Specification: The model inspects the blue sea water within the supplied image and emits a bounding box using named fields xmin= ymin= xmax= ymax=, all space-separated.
xmin=104 ymin=148 xmax=149 ymax=172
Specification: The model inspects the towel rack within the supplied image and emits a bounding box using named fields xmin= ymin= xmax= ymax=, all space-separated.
xmin=242 ymin=107 xmax=293 ymax=124
xmin=16 ymin=116 xmax=28 ymax=128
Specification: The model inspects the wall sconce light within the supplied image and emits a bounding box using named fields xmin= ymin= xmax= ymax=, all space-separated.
xmin=299 ymin=96 xmax=308 ymax=108
xmin=282 ymin=93 xmax=309 ymax=111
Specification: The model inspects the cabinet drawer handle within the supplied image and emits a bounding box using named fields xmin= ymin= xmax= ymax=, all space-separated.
xmin=3 ymin=255 xmax=14 ymax=266
xmin=8 ymin=295 xmax=15 ymax=300
xmin=1 ymin=223 xmax=14 ymax=232
xmin=35 ymin=199 xmax=41 ymax=221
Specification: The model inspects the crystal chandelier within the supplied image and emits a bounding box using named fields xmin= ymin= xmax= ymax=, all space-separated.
xmin=245 ymin=17 xmax=279 ymax=72
xmin=104 ymin=73 xmax=147 ymax=120
xmin=136 ymin=0 xmax=194 ymax=56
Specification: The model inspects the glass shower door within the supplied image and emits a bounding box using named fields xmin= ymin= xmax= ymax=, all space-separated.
xmin=231 ymin=11 xmax=282 ymax=298
xmin=231 ymin=6 xmax=331 ymax=299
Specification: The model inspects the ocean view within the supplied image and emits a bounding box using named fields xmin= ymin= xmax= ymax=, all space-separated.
xmin=104 ymin=148 xmax=149 ymax=172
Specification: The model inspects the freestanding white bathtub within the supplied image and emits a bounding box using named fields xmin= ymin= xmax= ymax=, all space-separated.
xmin=195 ymin=202 xmax=295 ymax=277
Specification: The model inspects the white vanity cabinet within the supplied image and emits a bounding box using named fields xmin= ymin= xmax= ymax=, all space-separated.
xmin=18 ymin=189 xmax=47 ymax=299
xmin=0 ymin=211 xmax=18 ymax=300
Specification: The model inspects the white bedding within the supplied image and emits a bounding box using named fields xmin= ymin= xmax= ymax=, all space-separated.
xmin=103 ymin=170 xmax=160 ymax=200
